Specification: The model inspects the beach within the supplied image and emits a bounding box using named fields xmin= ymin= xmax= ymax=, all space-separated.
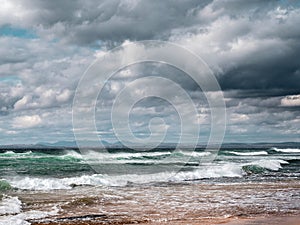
xmin=2 ymin=0 xmax=300 ymax=224
xmin=4 ymin=180 xmax=300 ymax=225
xmin=1 ymin=145 xmax=300 ymax=224
xmin=29 ymin=216 xmax=300 ymax=225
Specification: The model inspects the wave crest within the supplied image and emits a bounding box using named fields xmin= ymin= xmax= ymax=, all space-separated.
xmin=271 ymin=147 xmax=300 ymax=153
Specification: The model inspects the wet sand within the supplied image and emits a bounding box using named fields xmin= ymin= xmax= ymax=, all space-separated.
xmin=12 ymin=180 xmax=300 ymax=225
xmin=30 ymin=215 xmax=300 ymax=225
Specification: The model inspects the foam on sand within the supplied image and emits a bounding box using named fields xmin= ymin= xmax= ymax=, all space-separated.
xmin=0 ymin=195 xmax=59 ymax=225
xmin=0 ymin=195 xmax=22 ymax=215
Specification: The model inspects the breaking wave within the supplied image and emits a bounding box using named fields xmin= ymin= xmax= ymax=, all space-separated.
xmin=4 ymin=159 xmax=289 ymax=190
xmin=227 ymin=151 xmax=268 ymax=156
xmin=271 ymin=147 xmax=300 ymax=153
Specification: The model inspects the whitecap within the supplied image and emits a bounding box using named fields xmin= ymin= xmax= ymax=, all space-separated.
xmin=271 ymin=147 xmax=300 ymax=153
xmin=246 ymin=159 xmax=289 ymax=171
xmin=228 ymin=151 xmax=268 ymax=156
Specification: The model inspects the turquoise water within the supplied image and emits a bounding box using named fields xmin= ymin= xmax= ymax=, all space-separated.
xmin=0 ymin=145 xmax=299 ymax=190
xmin=0 ymin=145 xmax=300 ymax=224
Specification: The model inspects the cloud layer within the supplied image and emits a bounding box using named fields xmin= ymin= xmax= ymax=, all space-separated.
xmin=0 ymin=0 xmax=299 ymax=144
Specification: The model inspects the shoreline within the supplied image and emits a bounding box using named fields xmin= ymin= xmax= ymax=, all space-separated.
xmin=30 ymin=215 xmax=300 ymax=225
xmin=2 ymin=180 xmax=299 ymax=225
xmin=13 ymin=180 xmax=299 ymax=225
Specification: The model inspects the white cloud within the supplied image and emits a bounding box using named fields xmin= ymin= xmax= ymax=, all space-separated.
xmin=14 ymin=95 xmax=31 ymax=110
xmin=0 ymin=0 xmax=300 ymax=144
xmin=281 ymin=94 xmax=300 ymax=107
xmin=12 ymin=115 xmax=42 ymax=128
xmin=0 ymin=0 xmax=30 ymax=26
xmin=56 ymin=89 xmax=72 ymax=103
xmin=230 ymin=113 xmax=249 ymax=123
xmin=6 ymin=130 xmax=18 ymax=134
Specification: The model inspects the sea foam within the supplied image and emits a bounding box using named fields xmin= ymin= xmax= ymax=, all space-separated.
xmin=0 ymin=196 xmax=22 ymax=215
xmin=6 ymin=158 xmax=288 ymax=190
xmin=271 ymin=147 xmax=300 ymax=153
xmin=0 ymin=195 xmax=59 ymax=225
xmin=228 ymin=151 xmax=269 ymax=156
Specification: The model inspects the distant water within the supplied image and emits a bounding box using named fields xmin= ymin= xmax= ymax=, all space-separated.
xmin=0 ymin=144 xmax=300 ymax=224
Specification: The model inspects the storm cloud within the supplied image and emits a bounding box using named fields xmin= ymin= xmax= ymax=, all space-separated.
xmin=0 ymin=0 xmax=299 ymax=144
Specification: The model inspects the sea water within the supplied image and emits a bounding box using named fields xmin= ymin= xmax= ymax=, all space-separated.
xmin=0 ymin=144 xmax=299 ymax=224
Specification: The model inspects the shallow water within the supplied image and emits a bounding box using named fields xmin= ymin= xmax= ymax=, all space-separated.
xmin=2 ymin=180 xmax=299 ymax=224
xmin=0 ymin=144 xmax=300 ymax=224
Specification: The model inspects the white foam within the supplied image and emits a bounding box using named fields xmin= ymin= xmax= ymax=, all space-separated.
xmin=170 ymin=159 xmax=289 ymax=182
xmin=5 ymin=158 xmax=289 ymax=191
xmin=0 ymin=196 xmax=22 ymax=215
xmin=7 ymin=175 xmax=124 ymax=190
xmin=0 ymin=215 xmax=30 ymax=225
xmin=9 ymin=177 xmax=71 ymax=190
xmin=228 ymin=151 xmax=268 ymax=156
xmin=3 ymin=151 xmax=32 ymax=155
xmin=21 ymin=205 xmax=59 ymax=220
xmin=61 ymin=150 xmax=83 ymax=159
xmin=172 ymin=163 xmax=244 ymax=181
xmin=177 ymin=150 xmax=211 ymax=157
xmin=271 ymin=147 xmax=300 ymax=153
xmin=0 ymin=150 xmax=210 ymax=162
xmin=80 ymin=150 xmax=211 ymax=164
xmin=3 ymin=151 xmax=16 ymax=155
xmin=7 ymin=163 xmax=245 ymax=191
xmin=63 ymin=174 xmax=127 ymax=187
xmin=0 ymin=205 xmax=59 ymax=225
xmin=247 ymin=159 xmax=289 ymax=171
xmin=0 ymin=151 xmax=43 ymax=159
xmin=82 ymin=150 xmax=172 ymax=160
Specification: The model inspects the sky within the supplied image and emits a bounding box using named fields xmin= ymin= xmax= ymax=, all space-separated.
xmin=0 ymin=0 xmax=300 ymax=145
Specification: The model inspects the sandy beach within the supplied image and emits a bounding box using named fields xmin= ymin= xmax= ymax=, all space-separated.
xmin=9 ymin=180 xmax=298 ymax=225
xmin=29 ymin=216 xmax=300 ymax=225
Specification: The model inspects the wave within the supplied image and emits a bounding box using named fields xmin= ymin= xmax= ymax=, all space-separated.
xmin=172 ymin=159 xmax=288 ymax=181
xmin=80 ymin=150 xmax=211 ymax=163
xmin=242 ymin=165 xmax=266 ymax=174
xmin=0 ymin=150 xmax=172 ymax=161
xmin=271 ymin=147 xmax=300 ymax=153
xmin=2 ymin=151 xmax=16 ymax=155
xmin=0 ymin=150 xmax=83 ymax=161
xmin=245 ymin=159 xmax=288 ymax=171
xmin=61 ymin=150 xmax=83 ymax=159
xmin=176 ymin=150 xmax=211 ymax=157
xmin=0 ymin=151 xmax=33 ymax=158
xmin=0 ymin=150 xmax=212 ymax=165
xmin=5 ymin=159 xmax=288 ymax=190
xmin=171 ymin=163 xmax=244 ymax=181
xmin=8 ymin=177 xmax=72 ymax=190
xmin=227 ymin=151 xmax=268 ymax=156
xmin=50 ymin=150 xmax=211 ymax=161
xmin=84 ymin=151 xmax=172 ymax=160
xmin=7 ymin=175 xmax=130 ymax=190
xmin=3 ymin=151 xmax=32 ymax=155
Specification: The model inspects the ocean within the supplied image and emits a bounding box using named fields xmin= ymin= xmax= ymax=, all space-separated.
xmin=0 ymin=144 xmax=300 ymax=224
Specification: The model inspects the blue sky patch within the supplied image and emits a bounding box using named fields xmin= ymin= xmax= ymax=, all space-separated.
xmin=0 ymin=25 xmax=37 ymax=39
xmin=0 ymin=76 xmax=22 ymax=84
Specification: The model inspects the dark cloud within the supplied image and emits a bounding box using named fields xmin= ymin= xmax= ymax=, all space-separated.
xmin=219 ymin=40 xmax=300 ymax=95
xmin=6 ymin=0 xmax=211 ymax=45
xmin=1 ymin=0 xmax=300 ymax=143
